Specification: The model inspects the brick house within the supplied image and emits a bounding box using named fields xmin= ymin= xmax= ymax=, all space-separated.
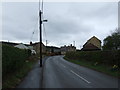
xmin=81 ymin=36 xmax=101 ymax=51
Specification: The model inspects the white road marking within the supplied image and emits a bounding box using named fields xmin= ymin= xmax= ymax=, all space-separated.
xmin=70 ymin=70 xmax=91 ymax=84
xmin=61 ymin=64 xmax=66 ymax=68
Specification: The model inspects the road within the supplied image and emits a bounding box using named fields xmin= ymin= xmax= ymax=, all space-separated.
xmin=42 ymin=55 xmax=118 ymax=88
xmin=17 ymin=57 xmax=48 ymax=88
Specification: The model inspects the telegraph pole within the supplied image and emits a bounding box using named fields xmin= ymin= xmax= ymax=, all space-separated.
xmin=39 ymin=0 xmax=47 ymax=67
xmin=46 ymin=40 xmax=47 ymax=53
xmin=73 ymin=41 xmax=75 ymax=46
xmin=39 ymin=10 xmax=42 ymax=67
xmin=46 ymin=40 xmax=47 ymax=46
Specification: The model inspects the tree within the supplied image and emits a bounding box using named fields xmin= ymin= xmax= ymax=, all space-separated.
xmin=103 ymin=28 xmax=120 ymax=50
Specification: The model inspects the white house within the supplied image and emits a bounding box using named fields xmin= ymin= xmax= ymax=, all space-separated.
xmin=14 ymin=43 xmax=29 ymax=49
xmin=14 ymin=43 xmax=36 ymax=55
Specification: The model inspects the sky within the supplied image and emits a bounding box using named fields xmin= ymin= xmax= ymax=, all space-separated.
xmin=1 ymin=1 xmax=118 ymax=49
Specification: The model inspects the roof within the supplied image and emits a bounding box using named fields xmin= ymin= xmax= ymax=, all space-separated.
xmin=87 ymin=36 xmax=101 ymax=43
xmin=32 ymin=42 xmax=45 ymax=46
xmin=83 ymin=36 xmax=101 ymax=47
xmin=46 ymin=46 xmax=60 ymax=49
xmin=61 ymin=44 xmax=76 ymax=48
xmin=14 ymin=43 xmax=29 ymax=49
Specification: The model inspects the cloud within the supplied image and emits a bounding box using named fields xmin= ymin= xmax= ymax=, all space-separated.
xmin=2 ymin=2 xmax=118 ymax=49
xmin=2 ymin=2 xmax=39 ymax=42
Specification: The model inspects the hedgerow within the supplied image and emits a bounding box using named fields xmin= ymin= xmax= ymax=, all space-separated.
xmin=65 ymin=50 xmax=120 ymax=67
xmin=2 ymin=44 xmax=31 ymax=79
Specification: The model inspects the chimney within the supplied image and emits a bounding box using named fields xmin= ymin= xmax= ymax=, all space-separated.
xmin=30 ymin=41 xmax=32 ymax=45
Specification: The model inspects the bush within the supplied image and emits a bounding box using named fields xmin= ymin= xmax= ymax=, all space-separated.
xmin=2 ymin=44 xmax=31 ymax=79
xmin=65 ymin=50 xmax=120 ymax=67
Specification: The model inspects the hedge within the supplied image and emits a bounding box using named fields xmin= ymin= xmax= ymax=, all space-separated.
xmin=65 ymin=50 xmax=120 ymax=67
xmin=2 ymin=44 xmax=31 ymax=79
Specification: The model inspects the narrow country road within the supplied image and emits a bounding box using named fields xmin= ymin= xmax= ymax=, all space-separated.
xmin=42 ymin=55 xmax=118 ymax=88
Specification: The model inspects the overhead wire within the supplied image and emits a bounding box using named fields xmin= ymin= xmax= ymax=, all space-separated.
xmin=30 ymin=0 xmax=41 ymax=42
xmin=39 ymin=0 xmax=40 ymax=11
xmin=41 ymin=0 xmax=44 ymax=13
xmin=30 ymin=31 xmax=34 ymax=42
xmin=43 ymin=23 xmax=47 ymax=41
xmin=41 ymin=0 xmax=48 ymax=44
xmin=30 ymin=20 xmax=38 ymax=42
xmin=30 ymin=0 xmax=47 ymax=44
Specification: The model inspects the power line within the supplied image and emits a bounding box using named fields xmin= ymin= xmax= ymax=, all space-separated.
xmin=41 ymin=0 xmax=48 ymax=44
xmin=39 ymin=0 xmax=40 ymax=11
xmin=39 ymin=0 xmax=43 ymax=12
xmin=30 ymin=19 xmax=38 ymax=42
xmin=30 ymin=28 xmax=36 ymax=42
xmin=30 ymin=31 xmax=34 ymax=41
xmin=43 ymin=23 xmax=47 ymax=41
xmin=41 ymin=0 xmax=44 ymax=13
xmin=41 ymin=0 xmax=44 ymax=22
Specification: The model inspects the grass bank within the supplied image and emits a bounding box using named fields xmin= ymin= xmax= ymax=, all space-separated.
xmin=2 ymin=60 xmax=37 ymax=88
xmin=64 ymin=51 xmax=120 ymax=78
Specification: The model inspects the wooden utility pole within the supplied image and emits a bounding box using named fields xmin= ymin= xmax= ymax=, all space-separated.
xmin=73 ymin=41 xmax=75 ymax=46
xmin=39 ymin=0 xmax=47 ymax=67
xmin=39 ymin=10 xmax=42 ymax=67
xmin=46 ymin=40 xmax=48 ymax=46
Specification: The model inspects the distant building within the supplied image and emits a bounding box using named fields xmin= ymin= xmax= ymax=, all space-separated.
xmin=46 ymin=46 xmax=60 ymax=53
xmin=60 ymin=45 xmax=67 ymax=55
xmin=26 ymin=42 xmax=36 ymax=55
xmin=1 ymin=41 xmax=36 ymax=54
xmin=32 ymin=42 xmax=46 ymax=54
xmin=61 ymin=44 xmax=76 ymax=55
xmin=81 ymin=36 xmax=101 ymax=51
xmin=46 ymin=46 xmax=61 ymax=55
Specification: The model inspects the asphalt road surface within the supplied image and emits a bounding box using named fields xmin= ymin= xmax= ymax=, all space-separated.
xmin=17 ymin=57 xmax=48 ymax=88
xmin=42 ymin=55 xmax=118 ymax=88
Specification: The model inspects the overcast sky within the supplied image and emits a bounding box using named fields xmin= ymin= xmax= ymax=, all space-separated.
xmin=2 ymin=2 xmax=118 ymax=49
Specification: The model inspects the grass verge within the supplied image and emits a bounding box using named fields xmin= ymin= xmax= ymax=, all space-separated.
xmin=64 ymin=57 xmax=120 ymax=78
xmin=2 ymin=60 xmax=37 ymax=88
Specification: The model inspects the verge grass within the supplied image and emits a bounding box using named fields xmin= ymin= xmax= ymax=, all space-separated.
xmin=64 ymin=57 xmax=119 ymax=78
